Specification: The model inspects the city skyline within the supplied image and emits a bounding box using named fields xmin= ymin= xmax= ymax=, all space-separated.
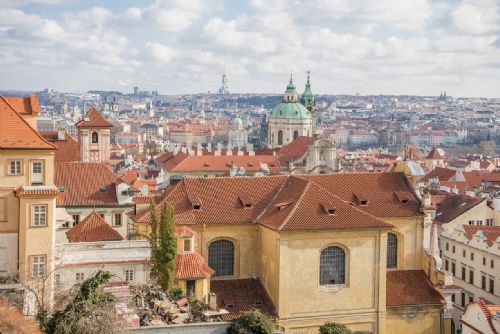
xmin=0 ymin=0 xmax=499 ymax=97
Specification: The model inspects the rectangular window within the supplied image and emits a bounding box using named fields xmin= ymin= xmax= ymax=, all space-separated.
xmin=76 ymin=272 xmax=84 ymax=282
xmin=451 ymin=293 xmax=455 ymax=303
xmin=445 ymin=259 xmax=449 ymax=271
xmin=483 ymin=257 xmax=486 ymax=266
xmin=470 ymin=252 xmax=474 ymax=261
xmin=463 ymin=249 xmax=466 ymax=258
xmin=125 ymin=269 xmax=134 ymax=282
xmin=183 ymin=239 xmax=191 ymax=252
xmin=482 ymin=275 xmax=487 ymax=290
xmin=486 ymin=218 xmax=493 ymax=226
xmin=452 ymin=245 xmax=455 ymax=253
xmin=32 ymin=162 xmax=42 ymax=174
xmin=446 ymin=242 xmax=449 ymax=251
xmin=462 ymin=267 xmax=466 ymax=280
xmin=9 ymin=160 xmax=22 ymax=175
xmin=33 ymin=205 xmax=47 ymax=227
xmin=492 ymin=260 xmax=495 ymax=269
xmin=461 ymin=292 xmax=466 ymax=307
xmin=54 ymin=273 xmax=61 ymax=286
xmin=113 ymin=213 xmax=122 ymax=227
xmin=477 ymin=220 xmax=483 ymax=226
xmin=469 ymin=295 xmax=474 ymax=304
xmin=469 ymin=270 xmax=474 ymax=285
xmin=72 ymin=215 xmax=80 ymax=226
xmin=490 ymin=279 xmax=495 ymax=294
xmin=468 ymin=220 xmax=474 ymax=225
xmin=32 ymin=256 xmax=46 ymax=278
xmin=452 ymin=262 xmax=456 ymax=276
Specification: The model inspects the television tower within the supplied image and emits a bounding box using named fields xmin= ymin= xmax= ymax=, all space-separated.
xmin=218 ymin=57 xmax=230 ymax=95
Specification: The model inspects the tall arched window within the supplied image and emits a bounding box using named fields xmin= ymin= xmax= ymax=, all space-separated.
xmin=278 ymin=130 xmax=283 ymax=145
xmin=293 ymin=130 xmax=299 ymax=140
xmin=91 ymin=132 xmax=99 ymax=144
xmin=320 ymin=246 xmax=346 ymax=285
xmin=208 ymin=239 xmax=234 ymax=277
xmin=387 ymin=233 xmax=398 ymax=268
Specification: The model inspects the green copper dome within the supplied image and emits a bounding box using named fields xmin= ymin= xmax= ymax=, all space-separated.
xmin=300 ymin=71 xmax=315 ymax=107
xmin=270 ymin=101 xmax=310 ymax=119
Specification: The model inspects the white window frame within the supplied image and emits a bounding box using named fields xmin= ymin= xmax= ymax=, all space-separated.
xmin=113 ymin=213 xmax=122 ymax=227
xmin=9 ymin=160 xmax=22 ymax=175
xmin=32 ymin=255 xmax=46 ymax=278
xmin=33 ymin=205 xmax=47 ymax=227
xmin=54 ymin=273 xmax=61 ymax=286
xmin=76 ymin=272 xmax=84 ymax=282
xmin=125 ymin=269 xmax=134 ymax=282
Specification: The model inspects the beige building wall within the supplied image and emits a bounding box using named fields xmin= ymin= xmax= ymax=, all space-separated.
xmin=386 ymin=306 xmax=442 ymax=334
xmin=384 ymin=216 xmax=424 ymax=270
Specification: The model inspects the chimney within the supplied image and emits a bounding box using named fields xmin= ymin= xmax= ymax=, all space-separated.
xmin=29 ymin=94 xmax=40 ymax=115
xmin=207 ymin=143 xmax=212 ymax=153
xmin=247 ymin=143 xmax=255 ymax=156
xmin=451 ymin=185 xmax=459 ymax=195
xmin=237 ymin=148 xmax=243 ymax=156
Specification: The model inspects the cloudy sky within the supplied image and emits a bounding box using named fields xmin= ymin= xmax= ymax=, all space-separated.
xmin=0 ymin=0 xmax=499 ymax=97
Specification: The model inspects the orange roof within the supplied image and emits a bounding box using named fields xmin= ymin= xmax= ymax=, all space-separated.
xmin=463 ymin=225 xmax=500 ymax=246
xmin=175 ymin=226 xmax=195 ymax=237
xmin=40 ymin=131 xmax=79 ymax=162
xmin=277 ymin=136 xmax=313 ymax=165
xmin=421 ymin=167 xmax=455 ymax=182
xmin=3 ymin=94 xmax=39 ymax=116
xmin=0 ymin=96 xmax=55 ymax=150
xmin=66 ymin=211 xmax=124 ymax=242
xmin=386 ymin=270 xmax=444 ymax=306
xmin=174 ymin=252 xmax=214 ymax=279
xmin=76 ymin=107 xmax=113 ymax=128
xmin=15 ymin=185 xmax=60 ymax=197
xmin=170 ymin=155 xmax=281 ymax=173
xmin=55 ymin=163 xmax=119 ymax=206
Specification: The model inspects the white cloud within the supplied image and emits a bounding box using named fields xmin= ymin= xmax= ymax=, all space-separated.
xmin=146 ymin=42 xmax=180 ymax=63
xmin=451 ymin=1 xmax=499 ymax=34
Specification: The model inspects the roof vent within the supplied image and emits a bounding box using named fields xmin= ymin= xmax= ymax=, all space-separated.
xmin=99 ymin=186 xmax=107 ymax=192
xmin=226 ymin=304 xmax=234 ymax=308
xmin=203 ymin=162 xmax=210 ymax=167
xmin=190 ymin=195 xmax=202 ymax=210
xmin=239 ymin=195 xmax=254 ymax=208
xmin=57 ymin=186 xmax=65 ymax=192
xmin=353 ymin=192 xmax=369 ymax=205
xmin=275 ymin=201 xmax=293 ymax=211
xmin=321 ymin=203 xmax=336 ymax=215
xmin=394 ymin=191 xmax=411 ymax=204
xmin=255 ymin=301 xmax=263 ymax=306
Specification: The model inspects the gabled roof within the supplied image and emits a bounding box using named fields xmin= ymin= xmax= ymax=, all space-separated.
xmin=174 ymin=252 xmax=214 ymax=279
xmin=277 ymin=136 xmax=313 ymax=165
xmin=40 ymin=131 xmax=79 ymax=162
xmin=462 ymin=300 xmax=500 ymax=334
xmin=434 ymin=194 xmax=484 ymax=225
xmin=55 ymin=162 xmax=119 ymax=206
xmin=421 ymin=167 xmax=455 ymax=182
xmin=76 ymin=107 xmax=113 ymax=128
xmin=210 ymin=278 xmax=277 ymax=320
xmin=258 ymin=176 xmax=392 ymax=231
xmin=66 ymin=211 xmax=123 ymax=242
xmin=463 ymin=225 xmax=500 ymax=246
xmin=426 ymin=147 xmax=443 ymax=160
xmin=386 ymin=270 xmax=445 ymax=306
xmin=0 ymin=96 xmax=55 ymax=150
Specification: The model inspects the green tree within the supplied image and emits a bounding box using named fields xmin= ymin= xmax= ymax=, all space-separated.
xmin=43 ymin=270 xmax=118 ymax=334
xmin=226 ymin=309 xmax=274 ymax=334
xmin=319 ymin=322 xmax=353 ymax=334
xmin=149 ymin=203 xmax=177 ymax=291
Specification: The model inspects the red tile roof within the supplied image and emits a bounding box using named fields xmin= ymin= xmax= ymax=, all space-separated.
xmin=66 ymin=211 xmax=124 ymax=242
xmin=174 ymin=252 xmax=214 ymax=279
xmin=175 ymin=226 xmax=195 ymax=237
xmin=169 ymin=155 xmax=281 ymax=173
xmin=3 ymin=95 xmax=39 ymax=116
xmin=426 ymin=147 xmax=443 ymax=160
xmin=0 ymin=96 xmax=55 ymax=150
xmin=40 ymin=131 xmax=79 ymax=162
xmin=421 ymin=167 xmax=455 ymax=182
xmin=476 ymin=300 xmax=500 ymax=334
xmin=210 ymin=278 xmax=277 ymax=320
xmin=15 ymin=185 xmax=60 ymax=197
xmin=55 ymin=163 xmax=119 ymax=206
xmin=463 ymin=225 xmax=500 ymax=246
xmin=386 ymin=270 xmax=445 ymax=306
xmin=434 ymin=195 xmax=484 ymax=225
xmin=76 ymin=107 xmax=113 ymax=128
xmin=277 ymin=136 xmax=313 ymax=166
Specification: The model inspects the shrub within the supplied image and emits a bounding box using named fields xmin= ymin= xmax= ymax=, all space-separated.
xmin=169 ymin=287 xmax=184 ymax=300
xmin=319 ymin=322 xmax=353 ymax=334
xmin=226 ymin=309 xmax=274 ymax=334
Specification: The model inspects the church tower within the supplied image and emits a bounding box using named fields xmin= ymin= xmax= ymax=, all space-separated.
xmin=300 ymin=71 xmax=317 ymax=137
xmin=76 ymin=107 xmax=113 ymax=163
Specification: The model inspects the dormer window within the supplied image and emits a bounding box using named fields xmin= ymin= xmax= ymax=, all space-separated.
xmin=353 ymin=192 xmax=369 ymax=206
xmin=190 ymin=196 xmax=202 ymax=210
xmin=321 ymin=203 xmax=336 ymax=216
xmin=394 ymin=191 xmax=411 ymax=204
xmin=239 ymin=195 xmax=253 ymax=209
xmin=275 ymin=201 xmax=293 ymax=211
xmin=193 ymin=204 xmax=201 ymax=210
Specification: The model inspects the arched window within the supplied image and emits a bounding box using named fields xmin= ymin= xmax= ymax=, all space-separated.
xmin=208 ymin=239 xmax=234 ymax=277
xmin=387 ymin=233 xmax=398 ymax=268
xmin=91 ymin=132 xmax=99 ymax=144
xmin=278 ymin=130 xmax=283 ymax=145
xmin=293 ymin=130 xmax=299 ymax=140
xmin=320 ymin=246 xmax=345 ymax=285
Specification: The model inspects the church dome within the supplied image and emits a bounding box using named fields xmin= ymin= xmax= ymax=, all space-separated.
xmin=270 ymin=102 xmax=310 ymax=119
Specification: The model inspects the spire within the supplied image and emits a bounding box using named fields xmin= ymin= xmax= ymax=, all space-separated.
xmin=300 ymin=70 xmax=315 ymax=108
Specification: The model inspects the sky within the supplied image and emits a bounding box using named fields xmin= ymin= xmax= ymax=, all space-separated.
xmin=0 ymin=0 xmax=499 ymax=97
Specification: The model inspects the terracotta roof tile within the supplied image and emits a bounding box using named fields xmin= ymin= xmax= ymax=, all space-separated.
xmin=66 ymin=211 xmax=124 ymax=242
xmin=76 ymin=107 xmax=113 ymax=128
xmin=277 ymin=136 xmax=313 ymax=165
xmin=3 ymin=95 xmax=39 ymax=116
xmin=55 ymin=162 xmax=119 ymax=206
xmin=463 ymin=225 xmax=500 ymax=246
xmin=426 ymin=147 xmax=444 ymax=159
xmin=386 ymin=270 xmax=445 ymax=306
xmin=169 ymin=155 xmax=281 ymax=173
xmin=0 ymin=96 xmax=55 ymax=150
xmin=421 ymin=167 xmax=456 ymax=182
xmin=15 ymin=185 xmax=60 ymax=197
xmin=40 ymin=131 xmax=79 ymax=162
xmin=175 ymin=226 xmax=195 ymax=237
xmin=434 ymin=194 xmax=484 ymax=225
xmin=210 ymin=278 xmax=277 ymax=320
xmin=174 ymin=252 xmax=214 ymax=279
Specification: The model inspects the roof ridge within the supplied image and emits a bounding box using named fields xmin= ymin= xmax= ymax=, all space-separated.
xmin=0 ymin=96 xmax=56 ymax=149
xmin=277 ymin=177 xmax=312 ymax=231
xmin=254 ymin=175 xmax=289 ymax=223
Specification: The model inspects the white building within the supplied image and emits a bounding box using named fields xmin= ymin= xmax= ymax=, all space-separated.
xmin=227 ymin=116 xmax=248 ymax=149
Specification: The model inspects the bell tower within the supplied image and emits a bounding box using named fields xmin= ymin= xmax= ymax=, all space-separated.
xmin=76 ymin=107 xmax=113 ymax=163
